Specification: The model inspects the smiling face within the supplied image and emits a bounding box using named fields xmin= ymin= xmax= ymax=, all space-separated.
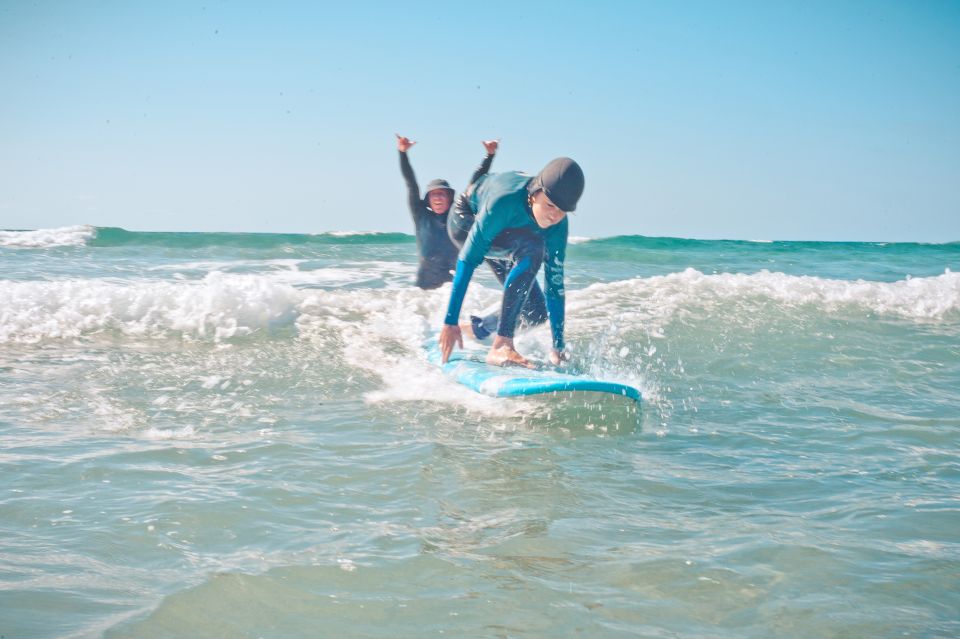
xmin=427 ymin=189 xmax=452 ymax=215
xmin=529 ymin=191 xmax=567 ymax=229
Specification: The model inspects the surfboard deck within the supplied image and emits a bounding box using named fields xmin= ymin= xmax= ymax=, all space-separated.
xmin=426 ymin=342 xmax=641 ymax=402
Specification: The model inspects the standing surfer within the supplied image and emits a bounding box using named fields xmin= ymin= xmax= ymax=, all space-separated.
xmin=439 ymin=157 xmax=585 ymax=368
xmin=396 ymin=134 xmax=498 ymax=289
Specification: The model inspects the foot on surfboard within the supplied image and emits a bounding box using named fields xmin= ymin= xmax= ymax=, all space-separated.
xmin=486 ymin=344 xmax=536 ymax=369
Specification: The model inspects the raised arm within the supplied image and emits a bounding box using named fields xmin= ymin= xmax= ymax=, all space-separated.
xmin=396 ymin=134 xmax=422 ymax=214
xmin=467 ymin=139 xmax=499 ymax=186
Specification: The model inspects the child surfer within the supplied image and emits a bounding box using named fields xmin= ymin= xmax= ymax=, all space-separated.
xmin=439 ymin=157 xmax=585 ymax=368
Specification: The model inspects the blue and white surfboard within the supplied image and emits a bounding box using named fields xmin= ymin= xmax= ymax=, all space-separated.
xmin=426 ymin=343 xmax=641 ymax=402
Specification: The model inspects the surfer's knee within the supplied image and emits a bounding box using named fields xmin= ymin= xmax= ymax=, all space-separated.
xmin=470 ymin=313 xmax=497 ymax=341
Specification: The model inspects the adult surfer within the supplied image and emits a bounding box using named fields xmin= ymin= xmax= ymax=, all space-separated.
xmin=396 ymin=134 xmax=498 ymax=289
xmin=439 ymin=157 xmax=585 ymax=368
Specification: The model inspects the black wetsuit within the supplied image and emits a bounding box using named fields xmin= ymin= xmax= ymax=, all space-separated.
xmin=400 ymin=151 xmax=495 ymax=290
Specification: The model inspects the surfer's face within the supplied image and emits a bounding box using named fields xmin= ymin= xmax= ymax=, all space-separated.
xmin=427 ymin=189 xmax=452 ymax=215
xmin=530 ymin=191 xmax=566 ymax=228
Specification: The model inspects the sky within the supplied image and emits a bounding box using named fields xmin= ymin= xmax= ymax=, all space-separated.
xmin=1 ymin=0 xmax=958 ymax=242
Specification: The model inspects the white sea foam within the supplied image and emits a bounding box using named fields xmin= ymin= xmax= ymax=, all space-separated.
xmin=148 ymin=259 xmax=408 ymax=287
xmin=293 ymin=284 xmax=523 ymax=418
xmin=326 ymin=230 xmax=395 ymax=237
xmin=0 ymin=225 xmax=96 ymax=248
xmin=1 ymin=268 xmax=957 ymax=346
xmin=146 ymin=259 xmax=307 ymax=273
xmin=574 ymin=268 xmax=960 ymax=323
xmin=0 ymin=272 xmax=301 ymax=344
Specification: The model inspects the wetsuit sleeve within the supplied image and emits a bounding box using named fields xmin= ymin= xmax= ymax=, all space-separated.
xmin=443 ymin=259 xmax=477 ymax=325
xmin=443 ymin=204 xmax=508 ymax=325
xmin=467 ymin=153 xmax=495 ymax=187
xmin=543 ymin=223 xmax=568 ymax=351
xmin=459 ymin=204 xmax=508 ymax=269
xmin=399 ymin=151 xmax=422 ymax=219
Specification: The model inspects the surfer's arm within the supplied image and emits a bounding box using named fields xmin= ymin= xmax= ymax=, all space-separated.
xmin=398 ymin=143 xmax=422 ymax=219
xmin=543 ymin=229 xmax=568 ymax=353
xmin=546 ymin=289 xmax=565 ymax=353
xmin=458 ymin=203 xmax=502 ymax=268
xmin=467 ymin=141 xmax=498 ymax=186
xmin=440 ymin=206 xmax=501 ymax=361
xmin=440 ymin=259 xmax=477 ymax=362
xmin=443 ymin=259 xmax=477 ymax=326
xmin=446 ymin=202 xmax=500 ymax=325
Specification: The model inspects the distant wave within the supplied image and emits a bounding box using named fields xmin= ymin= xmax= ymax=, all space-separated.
xmin=0 ymin=226 xmax=420 ymax=249
xmin=581 ymin=234 xmax=960 ymax=248
xmin=327 ymin=230 xmax=403 ymax=238
xmin=4 ymin=227 xmax=958 ymax=251
xmin=88 ymin=227 xmax=414 ymax=248
xmin=0 ymin=225 xmax=96 ymax=248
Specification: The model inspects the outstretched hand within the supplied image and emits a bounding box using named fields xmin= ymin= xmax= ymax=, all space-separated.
xmin=396 ymin=134 xmax=416 ymax=153
xmin=439 ymin=324 xmax=463 ymax=363
xmin=482 ymin=139 xmax=499 ymax=155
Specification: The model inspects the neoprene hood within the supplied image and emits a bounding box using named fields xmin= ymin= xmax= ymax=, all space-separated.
xmin=529 ymin=157 xmax=584 ymax=212
xmin=424 ymin=178 xmax=454 ymax=198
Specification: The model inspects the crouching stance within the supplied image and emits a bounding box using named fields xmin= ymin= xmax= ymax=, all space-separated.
xmin=439 ymin=157 xmax=585 ymax=367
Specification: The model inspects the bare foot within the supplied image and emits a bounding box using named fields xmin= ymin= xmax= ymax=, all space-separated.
xmin=486 ymin=337 xmax=534 ymax=368
xmin=459 ymin=322 xmax=476 ymax=340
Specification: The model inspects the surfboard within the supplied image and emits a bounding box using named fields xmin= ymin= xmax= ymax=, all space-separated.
xmin=425 ymin=342 xmax=641 ymax=402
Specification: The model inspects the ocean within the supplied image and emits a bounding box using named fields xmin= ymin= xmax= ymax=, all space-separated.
xmin=1 ymin=225 xmax=958 ymax=638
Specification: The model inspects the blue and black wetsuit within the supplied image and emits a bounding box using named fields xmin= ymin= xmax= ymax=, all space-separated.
xmin=445 ymin=172 xmax=567 ymax=351
xmin=399 ymin=151 xmax=495 ymax=290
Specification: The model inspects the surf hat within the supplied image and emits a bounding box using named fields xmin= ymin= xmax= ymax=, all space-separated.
xmin=529 ymin=157 xmax=585 ymax=212
xmin=424 ymin=178 xmax=454 ymax=198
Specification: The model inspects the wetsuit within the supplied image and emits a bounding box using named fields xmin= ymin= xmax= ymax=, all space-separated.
xmin=445 ymin=171 xmax=567 ymax=351
xmin=399 ymin=151 xmax=457 ymax=289
xmin=399 ymin=151 xmax=495 ymax=289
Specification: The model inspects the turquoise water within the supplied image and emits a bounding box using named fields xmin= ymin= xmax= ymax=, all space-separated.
xmin=1 ymin=225 xmax=958 ymax=638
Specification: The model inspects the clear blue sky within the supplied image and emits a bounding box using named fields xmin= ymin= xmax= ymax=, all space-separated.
xmin=1 ymin=0 xmax=958 ymax=241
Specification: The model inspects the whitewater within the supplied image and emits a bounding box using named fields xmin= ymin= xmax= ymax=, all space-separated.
xmin=1 ymin=226 xmax=958 ymax=638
